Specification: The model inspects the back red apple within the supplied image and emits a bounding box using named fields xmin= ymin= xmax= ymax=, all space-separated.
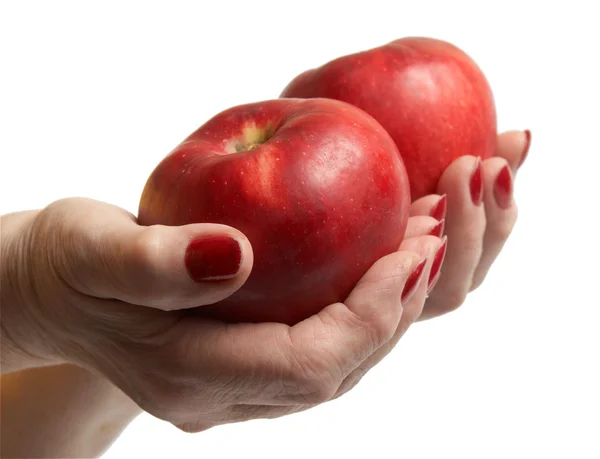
xmin=281 ymin=37 xmax=497 ymax=200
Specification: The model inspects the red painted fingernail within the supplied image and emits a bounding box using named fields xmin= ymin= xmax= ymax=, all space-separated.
xmin=518 ymin=130 xmax=532 ymax=168
xmin=469 ymin=158 xmax=484 ymax=206
xmin=401 ymin=258 xmax=428 ymax=303
xmin=427 ymin=237 xmax=448 ymax=294
xmin=430 ymin=194 xmax=447 ymax=221
xmin=428 ymin=219 xmax=445 ymax=238
xmin=185 ymin=236 xmax=242 ymax=282
xmin=493 ymin=165 xmax=513 ymax=210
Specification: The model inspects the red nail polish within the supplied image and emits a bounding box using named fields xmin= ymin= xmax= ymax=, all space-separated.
xmin=494 ymin=165 xmax=513 ymax=210
xmin=427 ymin=237 xmax=447 ymax=294
xmin=428 ymin=219 xmax=445 ymax=238
xmin=401 ymin=258 xmax=427 ymax=303
xmin=518 ymin=130 xmax=532 ymax=168
xmin=469 ymin=158 xmax=484 ymax=206
xmin=185 ymin=236 xmax=242 ymax=282
xmin=430 ymin=194 xmax=447 ymax=221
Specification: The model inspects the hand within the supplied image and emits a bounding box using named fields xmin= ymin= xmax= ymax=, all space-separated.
xmin=409 ymin=130 xmax=531 ymax=320
xmin=3 ymin=197 xmax=446 ymax=432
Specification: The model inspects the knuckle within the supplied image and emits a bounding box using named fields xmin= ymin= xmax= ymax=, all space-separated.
xmin=369 ymin=308 xmax=398 ymax=346
xmin=36 ymin=199 xmax=76 ymax=240
xmin=32 ymin=200 xmax=92 ymax=283
xmin=284 ymin=303 xmax=394 ymax=405
xmin=130 ymin=226 xmax=164 ymax=273
xmin=328 ymin=303 xmax=387 ymax=349
xmin=334 ymin=367 xmax=368 ymax=400
xmin=341 ymin=294 xmax=398 ymax=351
xmin=126 ymin=226 xmax=167 ymax=300
xmin=300 ymin=378 xmax=338 ymax=404
xmin=43 ymin=197 xmax=78 ymax=215
xmin=289 ymin=359 xmax=339 ymax=404
xmin=42 ymin=198 xmax=94 ymax=232
xmin=346 ymin=298 xmax=397 ymax=350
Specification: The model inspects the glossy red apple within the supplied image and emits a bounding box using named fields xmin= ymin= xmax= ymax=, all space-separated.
xmin=281 ymin=37 xmax=497 ymax=200
xmin=138 ymin=98 xmax=411 ymax=325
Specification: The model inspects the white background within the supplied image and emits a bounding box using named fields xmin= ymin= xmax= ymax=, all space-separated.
xmin=1 ymin=1 xmax=599 ymax=458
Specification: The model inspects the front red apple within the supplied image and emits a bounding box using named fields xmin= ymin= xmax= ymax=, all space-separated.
xmin=138 ymin=98 xmax=410 ymax=325
xmin=281 ymin=37 xmax=497 ymax=200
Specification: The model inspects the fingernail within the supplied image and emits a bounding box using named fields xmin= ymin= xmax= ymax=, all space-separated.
xmin=493 ymin=165 xmax=513 ymax=210
xmin=518 ymin=129 xmax=532 ymax=168
xmin=401 ymin=258 xmax=428 ymax=303
xmin=469 ymin=158 xmax=484 ymax=206
xmin=427 ymin=237 xmax=448 ymax=294
xmin=185 ymin=235 xmax=242 ymax=282
xmin=428 ymin=219 xmax=445 ymax=238
xmin=430 ymin=194 xmax=447 ymax=221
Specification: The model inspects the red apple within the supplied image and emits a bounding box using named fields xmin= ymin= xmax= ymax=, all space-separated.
xmin=281 ymin=37 xmax=497 ymax=200
xmin=138 ymin=98 xmax=411 ymax=325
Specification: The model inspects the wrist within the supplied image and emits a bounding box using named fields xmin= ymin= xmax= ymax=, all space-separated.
xmin=1 ymin=363 xmax=142 ymax=458
xmin=1 ymin=210 xmax=65 ymax=373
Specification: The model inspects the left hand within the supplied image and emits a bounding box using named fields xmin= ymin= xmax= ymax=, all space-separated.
xmin=1 ymin=197 xmax=445 ymax=432
xmin=410 ymin=130 xmax=531 ymax=320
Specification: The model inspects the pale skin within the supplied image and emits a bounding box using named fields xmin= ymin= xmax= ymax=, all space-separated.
xmin=0 ymin=130 xmax=529 ymax=458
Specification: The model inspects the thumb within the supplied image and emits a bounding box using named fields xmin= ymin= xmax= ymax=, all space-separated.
xmin=45 ymin=198 xmax=253 ymax=310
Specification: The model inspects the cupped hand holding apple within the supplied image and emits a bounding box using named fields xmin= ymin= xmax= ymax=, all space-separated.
xmin=2 ymin=94 xmax=450 ymax=434
xmin=1 ymin=196 xmax=444 ymax=432
xmin=0 ymin=33 xmax=529 ymax=455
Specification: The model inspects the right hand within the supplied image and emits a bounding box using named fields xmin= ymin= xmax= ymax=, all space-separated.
xmin=2 ymin=197 xmax=445 ymax=432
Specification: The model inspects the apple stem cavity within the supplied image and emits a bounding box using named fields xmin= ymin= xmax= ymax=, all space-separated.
xmin=231 ymin=123 xmax=277 ymax=153
xmin=235 ymin=142 xmax=261 ymax=152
